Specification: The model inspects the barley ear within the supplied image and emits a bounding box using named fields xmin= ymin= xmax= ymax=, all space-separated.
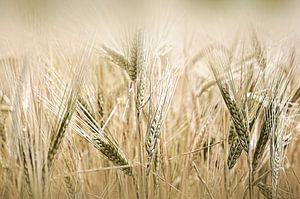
xmin=252 ymin=104 xmax=277 ymax=172
xmin=257 ymin=182 xmax=284 ymax=199
xmin=46 ymin=90 xmax=77 ymax=170
xmin=227 ymin=123 xmax=243 ymax=169
xmin=75 ymin=102 xmax=133 ymax=176
xmin=134 ymin=30 xmax=147 ymax=112
xmin=145 ymin=70 xmax=175 ymax=175
xmin=103 ymin=46 xmax=130 ymax=72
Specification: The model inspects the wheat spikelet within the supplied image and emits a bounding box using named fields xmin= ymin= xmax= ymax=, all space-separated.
xmin=153 ymin=139 xmax=161 ymax=198
xmin=145 ymin=114 xmax=163 ymax=175
xmin=252 ymin=104 xmax=277 ymax=172
xmin=43 ymin=48 xmax=88 ymax=176
xmin=210 ymin=56 xmax=250 ymax=152
xmin=20 ymin=150 xmax=32 ymax=198
xmin=74 ymin=101 xmax=132 ymax=176
xmin=257 ymin=182 xmax=273 ymax=199
xmin=103 ymin=45 xmax=137 ymax=81
xmin=97 ymin=88 xmax=105 ymax=125
xmin=217 ymin=84 xmax=249 ymax=152
xmin=227 ymin=123 xmax=243 ymax=169
xmin=145 ymin=69 xmax=176 ymax=175
xmin=93 ymin=137 xmax=132 ymax=176
xmin=228 ymin=123 xmax=235 ymax=146
xmin=257 ymin=182 xmax=284 ymax=199
xmin=271 ymin=118 xmax=284 ymax=198
xmin=268 ymin=68 xmax=291 ymax=197
xmin=46 ymin=90 xmax=78 ymax=170
xmin=145 ymin=92 xmax=167 ymax=175
xmin=103 ymin=46 xmax=130 ymax=72
xmin=134 ymin=31 xmax=147 ymax=112
xmin=128 ymin=31 xmax=143 ymax=82
xmin=64 ymin=175 xmax=75 ymax=199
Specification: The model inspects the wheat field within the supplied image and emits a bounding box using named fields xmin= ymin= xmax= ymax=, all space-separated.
xmin=0 ymin=0 xmax=299 ymax=198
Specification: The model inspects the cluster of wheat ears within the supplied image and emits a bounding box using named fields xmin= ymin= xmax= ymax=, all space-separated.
xmin=0 ymin=26 xmax=299 ymax=199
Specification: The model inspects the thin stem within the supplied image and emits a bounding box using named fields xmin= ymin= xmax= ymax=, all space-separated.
xmin=135 ymin=83 xmax=146 ymax=199
xmin=192 ymin=162 xmax=215 ymax=199
xmin=247 ymin=151 xmax=253 ymax=199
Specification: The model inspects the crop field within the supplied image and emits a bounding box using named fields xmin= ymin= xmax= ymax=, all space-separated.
xmin=0 ymin=0 xmax=299 ymax=198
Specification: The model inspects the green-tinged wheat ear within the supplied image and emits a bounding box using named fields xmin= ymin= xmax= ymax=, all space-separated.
xmin=46 ymin=91 xmax=77 ymax=171
xmin=257 ymin=182 xmax=284 ymax=199
xmin=252 ymin=104 xmax=277 ymax=172
xmin=219 ymin=85 xmax=249 ymax=152
xmin=227 ymin=123 xmax=243 ymax=169
xmin=228 ymin=123 xmax=235 ymax=146
xmin=93 ymin=137 xmax=132 ymax=176
xmin=47 ymin=111 xmax=73 ymax=170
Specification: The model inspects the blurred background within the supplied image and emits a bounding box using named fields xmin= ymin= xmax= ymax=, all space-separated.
xmin=0 ymin=0 xmax=298 ymax=38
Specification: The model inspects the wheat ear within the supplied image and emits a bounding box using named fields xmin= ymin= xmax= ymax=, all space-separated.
xmin=227 ymin=123 xmax=243 ymax=169
xmin=75 ymin=101 xmax=132 ymax=176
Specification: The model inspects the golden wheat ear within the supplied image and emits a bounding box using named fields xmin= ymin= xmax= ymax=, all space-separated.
xmin=74 ymin=101 xmax=133 ymax=176
xmin=102 ymin=45 xmax=131 ymax=73
xmin=102 ymin=45 xmax=137 ymax=81
xmin=145 ymin=68 xmax=176 ymax=175
xmin=252 ymin=102 xmax=277 ymax=173
xmin=46 ymin=88 xmax=78 ymax=170
xmin=210 ymin=64 xmax=250 ymax=153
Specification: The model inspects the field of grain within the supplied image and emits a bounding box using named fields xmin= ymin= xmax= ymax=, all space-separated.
xmin=0 ymin=0 xmax=299 ymax=198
